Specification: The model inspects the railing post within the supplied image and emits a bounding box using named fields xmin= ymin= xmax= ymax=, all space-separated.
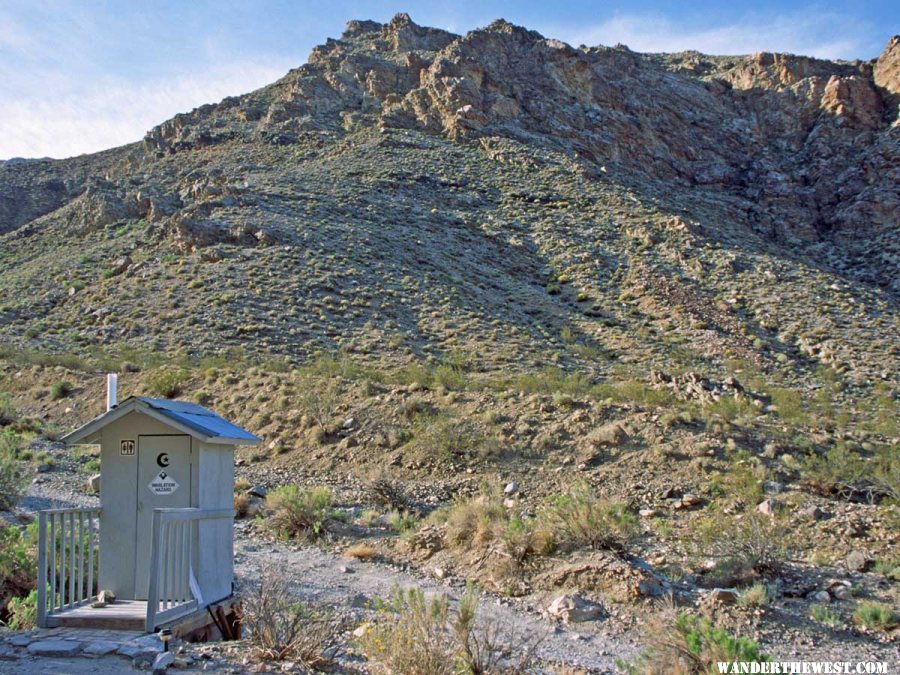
xmin=50 ymin=514 xmax=58 ymax=612
xmin=146 ymin=509 xmax=163 ymax=632
xmin=37 ymin=512 xmax=47 ymax=628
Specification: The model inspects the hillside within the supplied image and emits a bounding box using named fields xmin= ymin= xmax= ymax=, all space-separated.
xmin=0 ymin=14 xmax=898 ymax=670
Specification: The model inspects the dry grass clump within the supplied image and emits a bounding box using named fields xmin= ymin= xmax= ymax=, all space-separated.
xmin=429 ymin=495 xmax=555 ymax=579
xmin=265 ymin=486 xmax=334 ymax=541
xmin=356 ymin=584 xmax=539 ymax=674
xmin=345 ymin=542 xmax=378 ymax=561
xmin=539 ymin=485 xmax=637 ymax=553
xmin=242 ymin=566 xmax=344 ymax=666
xmin=233 ymin=493 xmax=250 ymax=519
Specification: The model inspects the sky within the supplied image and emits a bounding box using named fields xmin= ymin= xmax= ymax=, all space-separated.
xmin=1 ymin=1 xmax=897 ymax=160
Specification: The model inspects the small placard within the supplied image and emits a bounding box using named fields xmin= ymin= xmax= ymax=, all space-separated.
xmin=148 ymin=470 xmax=179 ymax=496
xmin=120 ymin=440 xmax=135 ymax=456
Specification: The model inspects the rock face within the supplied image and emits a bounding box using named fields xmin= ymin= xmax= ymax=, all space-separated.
xmin=0 ymin=16 xmax=896 ymax=369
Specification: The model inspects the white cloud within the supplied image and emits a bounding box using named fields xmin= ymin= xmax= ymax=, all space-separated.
xmin=0 ymin=60 xmax=293 ymax=159
xmin=548 ymin=11 xmax=875 ymax=60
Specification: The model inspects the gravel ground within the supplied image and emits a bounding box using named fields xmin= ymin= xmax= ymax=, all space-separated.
xmin=4 ymin=461 xmax=643 ymax=673
xmin=234 ymin=524 xmax=644 ymax=673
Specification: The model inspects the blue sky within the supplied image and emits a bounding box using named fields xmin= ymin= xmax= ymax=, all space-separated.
xmin=1 ymin=1 xmax=897 ymax=159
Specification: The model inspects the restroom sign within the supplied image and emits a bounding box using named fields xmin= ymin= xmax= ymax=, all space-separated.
xmin=148 ymin=470 xmax=179 ymax=495
xmin=120 ymin=439 xmax=135 ymax=456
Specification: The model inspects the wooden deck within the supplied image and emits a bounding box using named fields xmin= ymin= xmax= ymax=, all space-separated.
xmin=44 ymin=596 xmax=241 ymax=637
xmin=45 ymin=600 xmax=147 ymax=631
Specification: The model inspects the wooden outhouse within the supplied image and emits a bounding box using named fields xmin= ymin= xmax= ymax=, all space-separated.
xmin=37 ymin=392 xmax=259 ymax=632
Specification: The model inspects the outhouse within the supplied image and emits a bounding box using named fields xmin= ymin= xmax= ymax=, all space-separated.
xmin=37 ymin=384 xmax=260 ymax=632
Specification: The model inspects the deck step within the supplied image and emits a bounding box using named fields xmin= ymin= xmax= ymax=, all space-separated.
xmin=46 ymin=600 xmax=147 ymax=631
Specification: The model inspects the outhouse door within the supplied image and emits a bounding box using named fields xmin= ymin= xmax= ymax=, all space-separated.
xmin=134 ymin=435 xmax=192 ymax=599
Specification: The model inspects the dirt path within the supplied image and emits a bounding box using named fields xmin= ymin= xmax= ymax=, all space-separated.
xmin=233 ymin=524 xmax=644 ymax=673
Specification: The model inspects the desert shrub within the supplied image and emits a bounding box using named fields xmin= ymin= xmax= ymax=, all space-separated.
xmin=708 ymin=459 xmax=765 ymax=509
xmin=540 ymin=486 xmax=637 ymax=553
xmin=852 ymin=601 xmax=897 ymax=631
xmin=433 ymin=363 xmax=467 ymax=391
xmin=297 ymin=376 xmax=341 ymax=430
xmin=386 ymin=510 xmax=418 ymax=533
xmin=49 ymin=381 xmax=73 ymax=400
xmin=513 ymin=366 xmax=592 ymax=397
xmin=0 ymin=394 xmax=17 ymax=426
xmin=767 ymin=387 xmax=806 ymax=424
xmin=243 ymin=567 xmax=343 ymax=665
xmin=0 ymin=525 xmax=37 ymax=623
xmin=145 ymin=368 xmax=190 ymax=398
xmin=265 ymin=486 xmax=334 ymax=541
xmin=872 ymin=556 xmax=900 ymax=581
xmin=433 ymin=496 xmax=554 ymax=571
xmin=4 ymin=589 xmax=37 ymax=629
xmin=363 ymin=468 xmax=410 ymax=511
xmin=593 ymin=379 xmax=676 ymax=407
xmin=357 ymin=585 xmax=537 ymax=675
xmin=0 ymin=431 xmax=29 ymax=511
xmin=694 ymin=512 xmax=787 ymax=585
xmin=411 ymin=413 xmax=498 ymax=462
xmin=738 ymin=582 xmax=770 ymax=608
xmin=623 ymin=611 xmax=769 ymax=674
xmin=801 ymin=444 xmax=898 ymax=503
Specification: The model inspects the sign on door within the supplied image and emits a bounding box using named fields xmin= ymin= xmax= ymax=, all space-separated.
xmin=148 ymin=470 xmax=179 ymax=495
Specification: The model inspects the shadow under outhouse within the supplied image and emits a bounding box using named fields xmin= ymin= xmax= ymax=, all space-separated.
xmin=37 ymin=395 xmax=260 ymax=633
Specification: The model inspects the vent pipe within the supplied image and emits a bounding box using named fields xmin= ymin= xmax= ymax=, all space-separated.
xmin=107 ymin=373 xmax=118 ymax=411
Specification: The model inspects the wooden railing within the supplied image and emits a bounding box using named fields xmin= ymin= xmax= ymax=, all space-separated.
xmin=146 ymin=508 xmax=233 ymax=631
xmin=37 ymin=508 xmax=101 ymax=628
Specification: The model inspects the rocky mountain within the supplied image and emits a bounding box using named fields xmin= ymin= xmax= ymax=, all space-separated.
xmin=1 ymin=16 xmax=898 ymax=668
xmin=0 ymin=14 xmax=897 ymax=383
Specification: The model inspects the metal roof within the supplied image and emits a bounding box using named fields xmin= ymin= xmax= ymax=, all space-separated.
xmin=137 ymin=397 xmax=261 ymax=443
xmin=61 ymin=395 xmax=261 ymax=446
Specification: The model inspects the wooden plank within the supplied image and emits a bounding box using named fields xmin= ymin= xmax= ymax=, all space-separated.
xmin=37 ymin=512 xmax=47 ymax=628
xmin=145 ymin=510 xmax=163 ymax=632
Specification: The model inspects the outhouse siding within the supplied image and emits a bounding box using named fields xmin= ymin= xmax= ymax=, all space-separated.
xmin=98 ymin=412 xmax=191 ymax=598
xmin=196 ymin=441 xmax=234 ymax=604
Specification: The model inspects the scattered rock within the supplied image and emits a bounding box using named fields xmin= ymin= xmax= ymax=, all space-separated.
xmin=87 ymin=473 xmax=101 ymax=493
xmin=97 ymin=589 xmax=117 ymax=604
xmin=504 ymin=481 xmax=519 ymax=495
xmin=807 ymin=590 xmax=831 ymax=603
xmin=707 ymin=588 xmax=739 ymax=605
xmin=26 ymin=640 xmax=82 ymax=657
xmin=153 ymin=651 xmax=175 ymax=674
xmin=757 ymin=499 xmax=781 ymax=516
xmin=547 ymin=593 xmax=604 ymax=623
xmin=845 ymin=550 xmax=870 ymax=572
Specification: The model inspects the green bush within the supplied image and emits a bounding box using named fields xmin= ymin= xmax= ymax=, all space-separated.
xmin=5 ymin=589 xmax=37 ymax=630
xmin=0 ymin=431 xmax=29 ymax=511
xmin=802 ymin=444 xmax=898 ymax=503
xmin=623 ymin=612 xmax=769 ymax=674
xmin=540 ymin=486 xmax=637 ymax=553
xmin=265 ymin=486 xmax=334 ymax=541
xmin=0 ymin=525 xmax=37 ymax=623
xmin=145 ymin=368 xmax=191 ymax=398
xmin=50 ymin=381 xmax=73 ymax=400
